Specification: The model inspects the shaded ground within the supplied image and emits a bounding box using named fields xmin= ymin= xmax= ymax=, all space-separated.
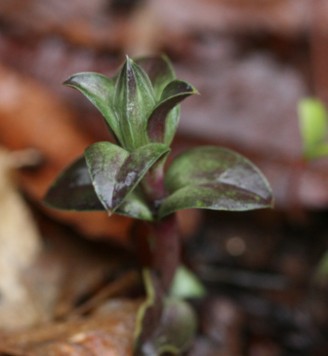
xmin=187 ymin=210 xmax=328 ymax=355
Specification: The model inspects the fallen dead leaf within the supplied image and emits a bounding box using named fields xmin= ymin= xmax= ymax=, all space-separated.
xmin=0 ymin=147 xmax=42 ymax=330
xmin=0 ymin=300 xmax=140 ymax=356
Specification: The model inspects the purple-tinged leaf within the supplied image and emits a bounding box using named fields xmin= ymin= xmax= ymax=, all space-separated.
xmin=64 ymin=73 xmax=121 ymax=143
xmin=159 ymin=146 xmax=273 ymax=218
xmin=112 ymin=145 xmax=170 ymax=208
xmin=136 ymin=55 xmax=176 ymax=100
xmin=147 ymin=80 xmax=198 ymax=144
xmin=84 ymin=142 xmax=127 ymax=212
xmin=44 ymin=156 xmax=154 ymax=220
xmin=84 ymin=142 xmax=170 ymax=213
xmin=114 ymin=57 xmax=156 ymax=150
xmin=44 ymin=156 xmax=104 ymax=211
xmin=160 ymin=184 xmax=271 ymax=219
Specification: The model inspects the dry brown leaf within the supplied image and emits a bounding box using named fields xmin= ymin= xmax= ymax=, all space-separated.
xmin=0 ymin=300 xmax=139 ymax=356
xmin=25 ymin=219 xmax=137 ymax=324
xmin=0 ymin=147 xmax=42 ymax=330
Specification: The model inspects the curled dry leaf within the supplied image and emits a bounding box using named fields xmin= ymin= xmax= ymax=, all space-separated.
xmin=0 ymin=63 xmax=132 ymax=243
xmin=0 ymin=147 xmax=42 ymax=330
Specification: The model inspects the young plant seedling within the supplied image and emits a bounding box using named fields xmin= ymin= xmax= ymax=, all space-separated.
xmin=45 ymin=55 xmax=273 ymax=355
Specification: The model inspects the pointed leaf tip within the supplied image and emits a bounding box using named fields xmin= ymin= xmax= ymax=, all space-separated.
xmin=147 ymin=80 xmax=198 ymax=144
xmin=135 ymin=55 xmax=176 ymax=100
xmin=114 ymin=58 xmax=156 ymax=149
xmin=62 ymin=72 xmax=121 ymax=143
xmin=160 ymin=146 xmax=273 ymax=218
xmin=43 ymin=156 xmax=104 ymax=211
xmin=85 ymin=142 xmax=170 ymax=213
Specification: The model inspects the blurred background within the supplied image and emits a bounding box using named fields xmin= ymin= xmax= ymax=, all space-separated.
xmin=0 ymin=1 xmax=328 ymax=355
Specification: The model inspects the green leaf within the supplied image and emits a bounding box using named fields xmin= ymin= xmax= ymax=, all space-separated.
xmin=147 ymin=80 xmax=198 ymax=144
xmin=170 ymin=265 xmax=206 ymax=299
xmin=298 ymin=98 xmax=328 ymax=159
xmin=44 ymin=156 xmax=104 ymax=211
xmin=85 ymin=142 xmax=169 ymax=213
xmin=117 ymin=189 xmax=153 ymax=221
xmin=308 ymin=144 xmax=328 ymax=158
xmin=64 ymin=73 xmax=121 ymax=143
xmin=137 ymin=56 xmax=198 ymax=145
xmin=114 ymin=57 xmax=156 ymax=150
xmin=136 ymin=55 xmax=176 ymax=100
xmin=159 ymin=146 xmax=273 ymax=218
xmin=43 ymin=156 xmax=154 ymax=220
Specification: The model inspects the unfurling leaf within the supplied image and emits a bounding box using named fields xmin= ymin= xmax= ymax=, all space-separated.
xmin=147 ymin=80 xmax=198 ymax=144
xmin=85 ymin=142 xmax=169 ymax=214
xmin=136 ymin=56 xmax=198 ymax=145
xmin=159 ymin=146 xmax=273 ymax=218
xmin=114 ymin=57 xmax=156 ymax=150
xmin=63 ymin=56 xmax=196 ymax=150
xmin=135 ymin=56 xmax=176 ymax=101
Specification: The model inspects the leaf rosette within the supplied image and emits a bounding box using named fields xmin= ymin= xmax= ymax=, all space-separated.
xmin=45 ymin=56 xmax=273 ymax=221
xmin=45 ymin=56 xmax=197 ymax=218
xmin=63 ymin=56 xmax=197 ymax=150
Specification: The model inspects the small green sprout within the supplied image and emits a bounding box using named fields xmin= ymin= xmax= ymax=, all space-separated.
xmin=298 ymin=98 xmax=328 ymax=160
xmin=298 ymin=97 xmax=328 ymax=288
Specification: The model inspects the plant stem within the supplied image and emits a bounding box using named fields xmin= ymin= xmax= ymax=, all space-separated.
xmin=140 ymin=156 xmax=180 ymax=292
xmin=149 ymin=213 xmax=180 ymax=292
xmin=142 ymin=157 xmax=167 ymax=214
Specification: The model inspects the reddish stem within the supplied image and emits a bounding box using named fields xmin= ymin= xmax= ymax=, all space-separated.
xmin=137 ymin=158 xmax=181 ymax=292
xmin=149 ymin=214 xmax=180 ymax=292
xmin=142 ymin=159 xmax=167 ymax=214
